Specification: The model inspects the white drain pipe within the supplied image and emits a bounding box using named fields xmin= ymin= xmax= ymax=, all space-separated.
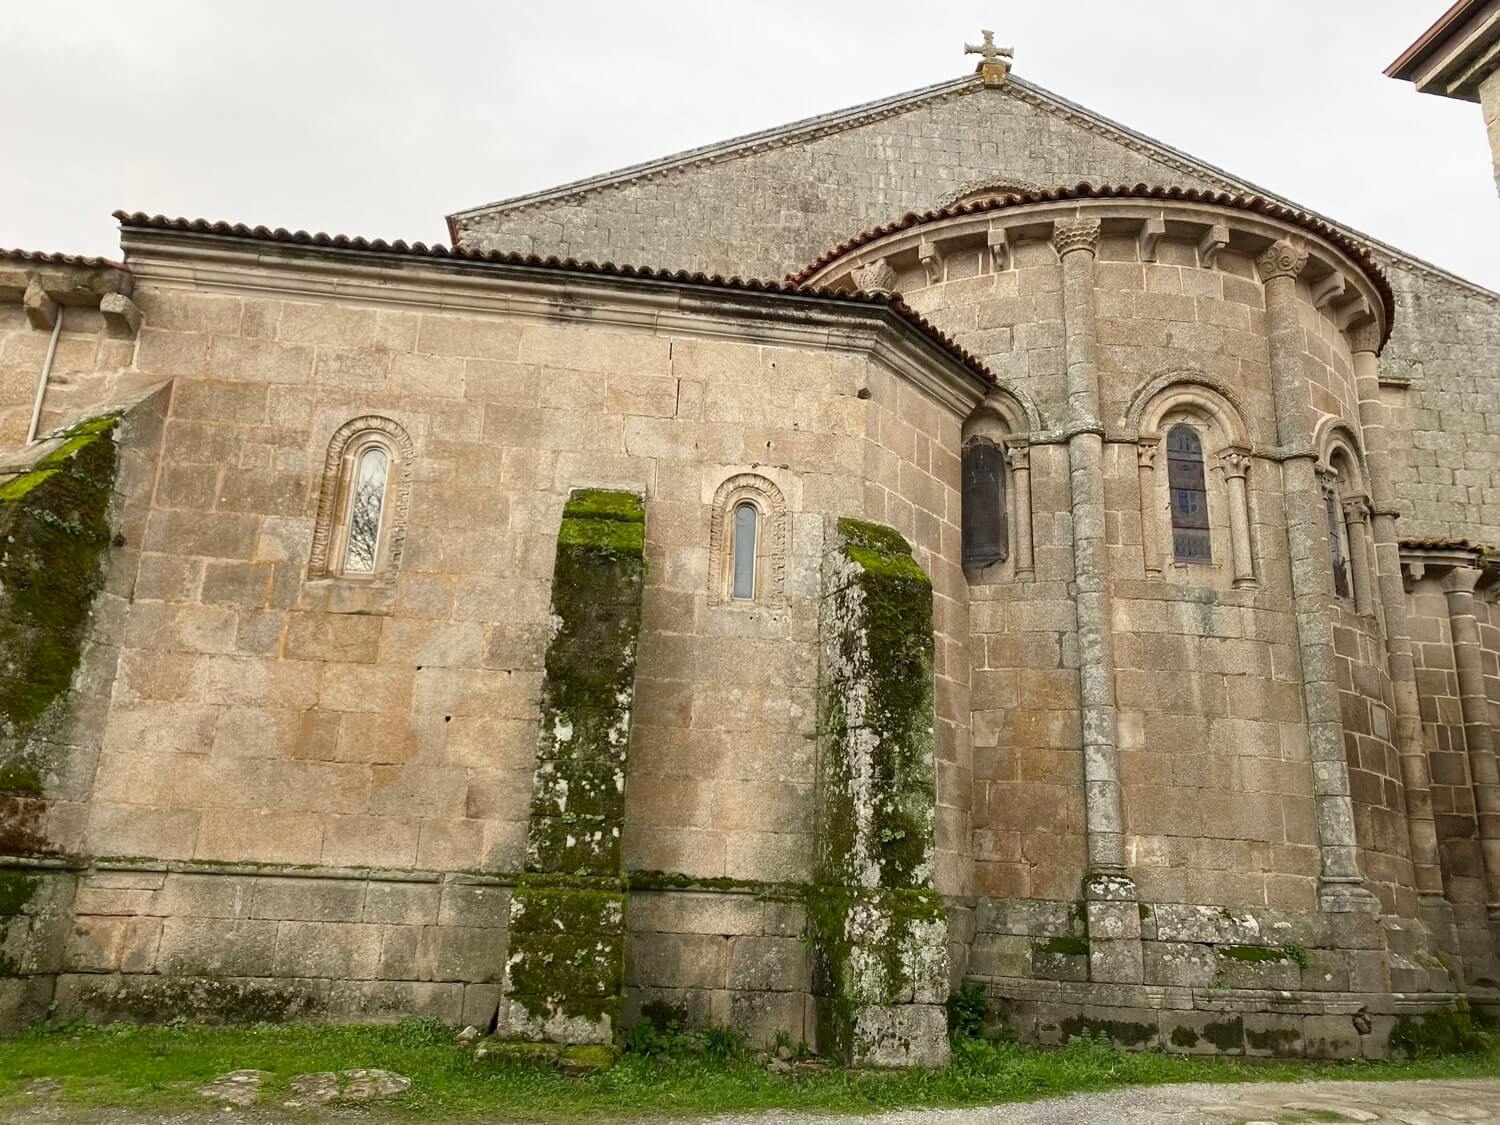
xmin=25 ymin=306 xmax=64 ymax=445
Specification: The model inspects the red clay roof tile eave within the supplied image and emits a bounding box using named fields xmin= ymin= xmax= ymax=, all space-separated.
xmin=111 ymin=210 xmax=997 ymax=388
xmin=1386 ymin=0 xmax=1487 ymax=78
xmin=786 ymin=183 xmax=1397 ymax=350
xmin=0 ymin=247 xmax=126 ymax=271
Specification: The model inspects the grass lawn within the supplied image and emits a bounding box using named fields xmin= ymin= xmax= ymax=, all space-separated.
xmin=0 ymin=1018 xmax=1496 ymax=1119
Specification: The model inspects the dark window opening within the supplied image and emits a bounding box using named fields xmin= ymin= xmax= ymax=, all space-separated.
xmin=1167 ymin=424 xmax=1211 ymax=562
xmin=1325 ymin=488 xmax=1350 ymax=598
xmin=961 ymin=438 xmax=1008 ymax=569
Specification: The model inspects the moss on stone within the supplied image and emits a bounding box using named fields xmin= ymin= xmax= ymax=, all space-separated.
xmin=1218 ymin=944 xmax=1294 ymax=965
xmin=0 ymin=415 xmax=119 ymax=826
xmin=818 ymin=517 xmax=936 ymax=891
xmin=1389 ymin=1008 xmax=1489 ymax=1058
xmin=0 ymin=470 xmax=59 ymax=503
xmin=1059 ymin=1016 xmax=1155 ymax=1048
xmin=0 ymin=872 xmax=39 ymax=917
xmin=510 ymin=490 xmax=644 ymax=1039
xmin=1246 ymin=1026 xmax=1300 ymax=1052
xmin=1169 ymin=1025 xmax=1199 ymax=1048
xmin=0 ymin=764 xmax=42 ymax=795
xmin=834 ymin=517 xmax=912 ymax=556
xmin=1202 ymin=1017 xmax=1243 ymax=1051
xmin=1032 ymin=936 xmax=1089 ymax=957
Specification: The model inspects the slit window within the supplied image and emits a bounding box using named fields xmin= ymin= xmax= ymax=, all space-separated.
xmin=961 ymin=438 xmax=1008 ymax=568
xmin=731 ymin=501 xmax=758 ymax=600
xmin=1167 ymin=424 xmax=1211 ymax=562
xmin=1325 ymin=487 xmax=1350 ymax=598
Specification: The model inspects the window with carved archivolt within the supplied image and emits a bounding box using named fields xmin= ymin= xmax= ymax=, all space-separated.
xmin=708 ymin=473 xmax=787 ymax=606
xmin=309 ymin=415 xmax=414 ymax=582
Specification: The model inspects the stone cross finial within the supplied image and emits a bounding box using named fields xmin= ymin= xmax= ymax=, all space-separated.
xmin=965 ymin=29 xmax=1013 ymax=87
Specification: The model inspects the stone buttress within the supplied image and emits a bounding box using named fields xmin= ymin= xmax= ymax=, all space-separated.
xmin=811 ymin=517 xmax=950 ymax=1067
xmin=501 ymin=490 xmax=645 ymax=1044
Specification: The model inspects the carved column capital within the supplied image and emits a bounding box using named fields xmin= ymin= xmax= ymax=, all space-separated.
xmin=1347 ymin=320 xmax=1382 ymax=356
xmin=1219 ymin=449 xmax=1253 ymax=481
xmin=851 ymin=257 xmax=897 ymax=296
xmin=1135 ymin=440 xmax=1158 ymax=468
xmin=1256 ymin=238 xmax=1309 ymax=283
xmin=1052 ymin=218 xmax=1102 ymax=259
xmin=1003 ymin=443 xmax=1030 ymax=471
xmin=1340 ymin=493 xmax=1371 ymax=524
xmin=1442 ymin=565 xmax=1482 ymax=597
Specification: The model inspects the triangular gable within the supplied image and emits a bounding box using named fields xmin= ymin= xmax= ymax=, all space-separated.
xmin=448 ymin=73 xmax=1493 ymax=299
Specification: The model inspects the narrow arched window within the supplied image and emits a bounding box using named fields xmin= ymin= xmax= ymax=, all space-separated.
xmin=343 ymin=445 xmax=390 ymax=574
xmin=309 ymin=416 xmax=413 ymax=583
xmin=731 ymin=502 xmax=758 ymax=600
xmin=1167 ymin=424 xmax=1211 ymax=562
xmin=1325 ymin=485 xmax=1350 ymax=598
xmin=961 ymin=438 xmax=1008 ymax=569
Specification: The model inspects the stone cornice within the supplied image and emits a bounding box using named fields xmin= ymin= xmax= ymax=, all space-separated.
xmin=120 ymin=227 xmax=992 ymax=417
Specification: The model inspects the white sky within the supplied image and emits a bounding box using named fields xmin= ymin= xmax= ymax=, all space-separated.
xmin=2 ymin=1 xmax=1496 ymax=289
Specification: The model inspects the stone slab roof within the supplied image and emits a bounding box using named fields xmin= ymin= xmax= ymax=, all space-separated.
xmin=446 ymin=72 xmax=1497 ymax=300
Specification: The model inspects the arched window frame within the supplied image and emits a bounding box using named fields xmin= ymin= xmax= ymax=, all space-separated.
xmin=1316 ymin=422 xmax=1375 ymax=616
xmin=708 ymin=473 xmax=787 ymax=607
xmin=309 ymin=415 xmax=415 ymax=583
xmin=961 ymin=434 xmax=1009 ymax=570
xmin=960 ymin=390 xmax=1037 ymax=582
xmin=1129 ymin=377 xmax=1256 ymax=589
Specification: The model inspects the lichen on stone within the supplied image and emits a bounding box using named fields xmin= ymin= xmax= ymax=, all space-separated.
xmin=811 ymin=516 xmax=948 ymax=1066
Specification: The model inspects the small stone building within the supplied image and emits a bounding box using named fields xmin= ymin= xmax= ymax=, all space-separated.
xmin=1 ymin=46 xmax=1498 ymax=1064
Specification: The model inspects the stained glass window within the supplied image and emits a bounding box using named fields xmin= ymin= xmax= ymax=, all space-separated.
xmin=1167 ymin=424 xmax=1211 ymax=562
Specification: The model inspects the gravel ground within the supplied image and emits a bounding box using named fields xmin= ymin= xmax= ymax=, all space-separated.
xmin=3 ymin=1077 xmax=1498 ymax=1124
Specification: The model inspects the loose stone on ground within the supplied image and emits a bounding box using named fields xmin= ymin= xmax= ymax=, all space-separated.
xmin=283 ymin=1068 xmax=410 ymax=1107
xmin=196 ymin=1070 xmax=266 ymax=1107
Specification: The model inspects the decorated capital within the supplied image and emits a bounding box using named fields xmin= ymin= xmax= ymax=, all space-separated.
xmin=1256 ymin=238 xmax=1309 ymax=283
xmin=1052 ymin=218 xmax=1102 ymax=258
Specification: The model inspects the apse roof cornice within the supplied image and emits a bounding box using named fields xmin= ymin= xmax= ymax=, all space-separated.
xmin=787 ymin=182 xmax=1397 ymax=349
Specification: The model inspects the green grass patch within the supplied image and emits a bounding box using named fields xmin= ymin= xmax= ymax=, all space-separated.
xmin=0 ymin=1018 xmax=1496 ymax=1119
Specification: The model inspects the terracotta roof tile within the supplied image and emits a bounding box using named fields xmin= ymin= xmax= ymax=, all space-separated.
xmin=0 ymin=247 xmax=125 ymax=271
xmin=113 ymin=211 xmax=995 ymax=386
xmin=787 ymin=182 xmax=1395 ymax=349
xmin=1401 ymin=537 xmax=1497 ymax=554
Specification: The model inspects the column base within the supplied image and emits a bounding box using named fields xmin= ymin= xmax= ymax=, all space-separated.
xmin=1319 ymin=878 xmax=1381 ymax=914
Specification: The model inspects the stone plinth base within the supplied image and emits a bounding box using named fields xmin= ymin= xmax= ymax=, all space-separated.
xmin=982 ymin=975 xmax=1464 ymax=1059
xmin=810 ymin=886 xmax=951 ymax=1067
xmin=500 ymin=878 xmax=625 ymax=1045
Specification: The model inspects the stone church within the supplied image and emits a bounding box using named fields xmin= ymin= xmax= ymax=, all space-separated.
xmin=1 ymin=32 xmax=1498 ymax=1065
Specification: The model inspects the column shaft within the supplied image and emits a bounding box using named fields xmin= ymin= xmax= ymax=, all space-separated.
xmin=1137 ymin=443 xmax=1161 ymax=577
xmin=1007 ymin=445 xmax=1035 ymax=579
xmin=1056 ymin=220 xmax=1124 ymax=877
xmin=1443 ymin=569 xmax=1500 ymax=924
xmin=1259 ymin=240 xmax=1376 ymax=912
xmin=1351 ymin=343 xmax=1447 ymax=910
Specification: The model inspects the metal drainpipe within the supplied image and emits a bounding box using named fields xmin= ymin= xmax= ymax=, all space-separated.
xmin=25 ymin=305 xmax=64 ymax=445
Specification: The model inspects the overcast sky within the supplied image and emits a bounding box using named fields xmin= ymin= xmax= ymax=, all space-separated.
xmin=3 ymin=1 xmax=1495 ymax=289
